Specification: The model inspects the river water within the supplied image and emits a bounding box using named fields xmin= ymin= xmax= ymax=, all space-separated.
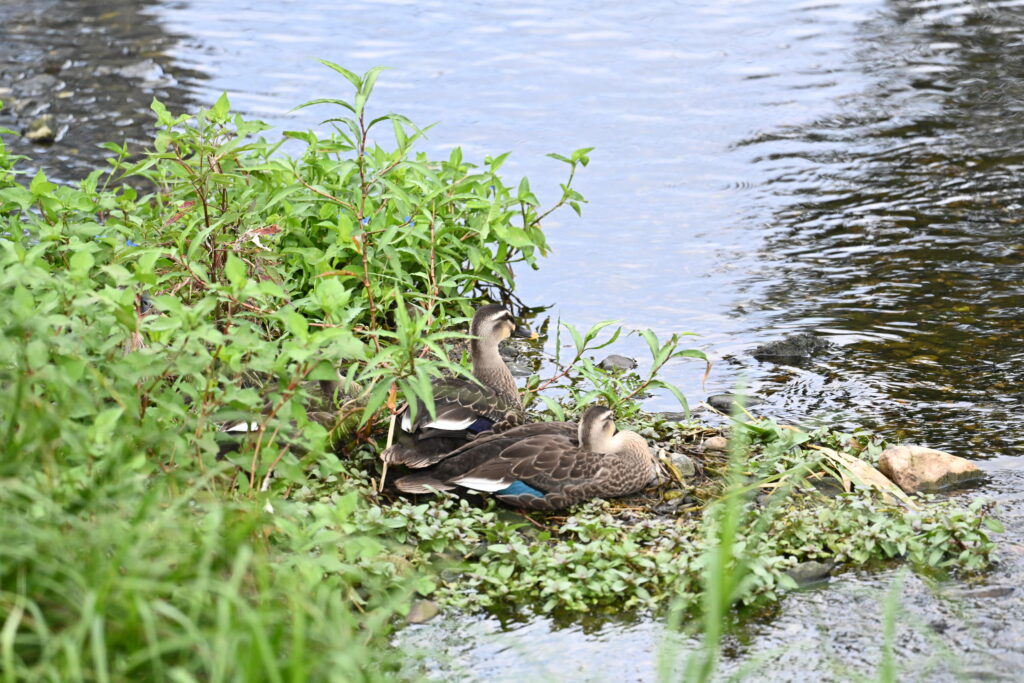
xmin=3 ymin=0 xmax=1023 ymax=679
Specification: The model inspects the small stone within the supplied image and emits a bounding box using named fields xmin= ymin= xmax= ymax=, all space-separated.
xmin=406 ymin=599 xmax=440 ymax=624
xmin=784 ymin=560 xmax=834 ymax=586
xmin=506 ymin=356 xmax=533 ymax=378
xmin=665 ymin=452 xmax=696 ymax=478
xmin=25 ymin=114 xmax=56 ymax=143
xmin=706 ymin=393 xmax=764 ymax=412
xmin=752 ymin=332 xmax=833 ymax=363
xmin=598 ymin=354 xmax=637 ymax=371
xmin=958 ymin=586 xmax=1015 ymax=600
xmin=15 ymin=73 xmax=62 ymax=96
xmin=702 ymin=435 xmax=729 ymax=452
xmin=877 ymin=445 xmax=983 ymax=493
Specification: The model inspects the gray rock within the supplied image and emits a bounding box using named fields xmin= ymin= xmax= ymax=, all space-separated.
xmin=598 ymin=354 xmax=637 ymax=371
xmin=406 ymin=599 xmax=440 ymax=624
xmin=506 ymin=356 xmax=533 ymax=378
xmin=498 ymin=342 xmax=519 ymax=360
xmin=957 ymin=586 xmax=1015 ymax=600
xmin=785 ymin=560 xmax=834 ymax=586
xmin=706 ymin=393 xmax=763 ymax=412
xmin=752 ymin=332 xmax=833 ymax=363
xmin=664 ymin=451 xmax=696 ymax=478
xmin=14 ymin=73 xmax=62 ymax=96
xmin=25 ymin=114 xmax=56 ymax=143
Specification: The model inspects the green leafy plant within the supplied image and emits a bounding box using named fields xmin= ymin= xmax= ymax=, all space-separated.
xmin=524 ymin=319 xmax=709 ymax=424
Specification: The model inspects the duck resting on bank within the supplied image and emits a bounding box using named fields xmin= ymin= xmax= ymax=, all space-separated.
xmin=396 ymin=405 xmax=659 ymax=511
xmin=380 ymin=304 xmax=529 ymax=468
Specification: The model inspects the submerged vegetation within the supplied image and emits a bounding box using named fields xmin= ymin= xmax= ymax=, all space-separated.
xmin=0 ymin=65 xmax=1003 ymax=680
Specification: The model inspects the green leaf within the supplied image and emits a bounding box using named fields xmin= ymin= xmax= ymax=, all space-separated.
xmin=211 ymin=92 xmax=230 ymax=121
xmin=151 ymin=97 xmax=172 ymax=126
xmin=983 ymin=517 xmax=1005 ymax=533
xmin=225 ymin=252 xmax=247 ymax=289
xmin=564 ymin=322 xmax=584 ymax=355
xmin=29 ymin=169 xmax=57 ymax=197
xmin=317 ymin=59 xmax=362 ymax=90
xmin=285 ymin=311 xmax=309 ymax=341
xmin=69 ymin=250 xmax=95 ymax=278
xmin=91 ymin=406 xmax=124 ymax=444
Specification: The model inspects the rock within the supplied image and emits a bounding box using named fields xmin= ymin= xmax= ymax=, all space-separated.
xmin=877 ymin=445 xmax=983 ymax=493
xmin=654 ymin=411 xmax=688 ymax=423
xmin=706 ymin=393 xmax=764 ymax=412
xmin=598 ymin=354 xmax=637 ymax=371
xmin=498 ymin=343 xmax=519 ymax=361
xmin=702 ymin=435 xmax=729 ymax=452
xmin=406 ymin=599 xmax=440 ymax=624
xmin=664 ymin=451 xmax=696 ymax=478
xmin=14 ymin=73 xmax=62 ymax=96
xmin=957 ymin=586 xmax=1015 ymax=600
xmin=506 ymin=356 xmax=533 ymax=378
xmin=25 ymin=114 xmax=56 ymax=143
xmin=752 ymin=332 xmax=833 ymax=363
xmin=784 ymin=560 xmax=834 ymax=586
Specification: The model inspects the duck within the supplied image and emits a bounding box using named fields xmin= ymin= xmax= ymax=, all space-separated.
xmin=380 ymin=304 xmax=529 ymax=468
xmin=396 ymin=406 xmax=659 ymax=511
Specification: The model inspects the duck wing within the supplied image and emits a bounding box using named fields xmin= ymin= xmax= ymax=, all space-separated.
xmin=383 ymin=378 xmax=524 ymax=467
xmin=450 ymin=438 xmax=612 ymax=510
xmin=395 ymin=430 xmax=575 ymax=493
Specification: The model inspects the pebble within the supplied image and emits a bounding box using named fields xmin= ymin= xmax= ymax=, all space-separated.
xmin=784 ymin=560 xmax=834 ymax=586
xmin=665 ymin=451 xmax=696 ymax=478
xmin=25 ymin=114 xmax=56 ymax=143
xmin=702 ymin=435 xmax=729 ymax=452
xmin=598 ymin=354 xmax=637 ymax=371
xmin=707 ymin=393 xmax=764 ymax=412
xmin=406 ymin=599 xmax=440 ymax=624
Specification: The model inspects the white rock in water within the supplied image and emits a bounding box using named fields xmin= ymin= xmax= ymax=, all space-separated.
xmin=877 ymin=445 xmax=982 ymax=493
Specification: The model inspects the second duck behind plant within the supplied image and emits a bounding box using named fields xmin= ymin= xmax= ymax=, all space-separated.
xmin=381 ymin=304 xmax=528 ymax=468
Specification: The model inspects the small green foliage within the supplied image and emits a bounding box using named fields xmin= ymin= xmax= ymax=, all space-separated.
xmin=524 ymin=318 xmax=708 ymax=423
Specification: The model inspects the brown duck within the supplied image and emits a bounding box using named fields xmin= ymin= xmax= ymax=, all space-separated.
xmin=397 ymin=406 xmax=658 ymax=511
xmin=380 ymin=304 xmax=527 ymax=468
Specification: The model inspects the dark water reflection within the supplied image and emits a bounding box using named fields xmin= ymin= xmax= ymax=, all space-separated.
xmin=4 ymin=0 xmax=1024 ymax=678
xmin=746 ymin=0 xmax=1024 ymax=457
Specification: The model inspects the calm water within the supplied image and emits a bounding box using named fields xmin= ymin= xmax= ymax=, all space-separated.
xmin=3 ymin=0 xmax=1024 ymax=678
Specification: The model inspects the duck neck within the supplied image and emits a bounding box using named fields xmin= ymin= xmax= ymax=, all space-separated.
xmin=472 ymin=338 xmax=519 ymax=404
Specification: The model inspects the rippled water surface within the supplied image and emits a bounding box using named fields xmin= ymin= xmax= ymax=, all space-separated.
xmin=3 ymin=0 xmax=1024 ymax=678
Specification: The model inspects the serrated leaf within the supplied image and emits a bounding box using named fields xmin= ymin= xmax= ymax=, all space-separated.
xmin=29 ymin=169 xmax=57 ymax=197
xmin=211 ymin=92 xmax=230 ymax=121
